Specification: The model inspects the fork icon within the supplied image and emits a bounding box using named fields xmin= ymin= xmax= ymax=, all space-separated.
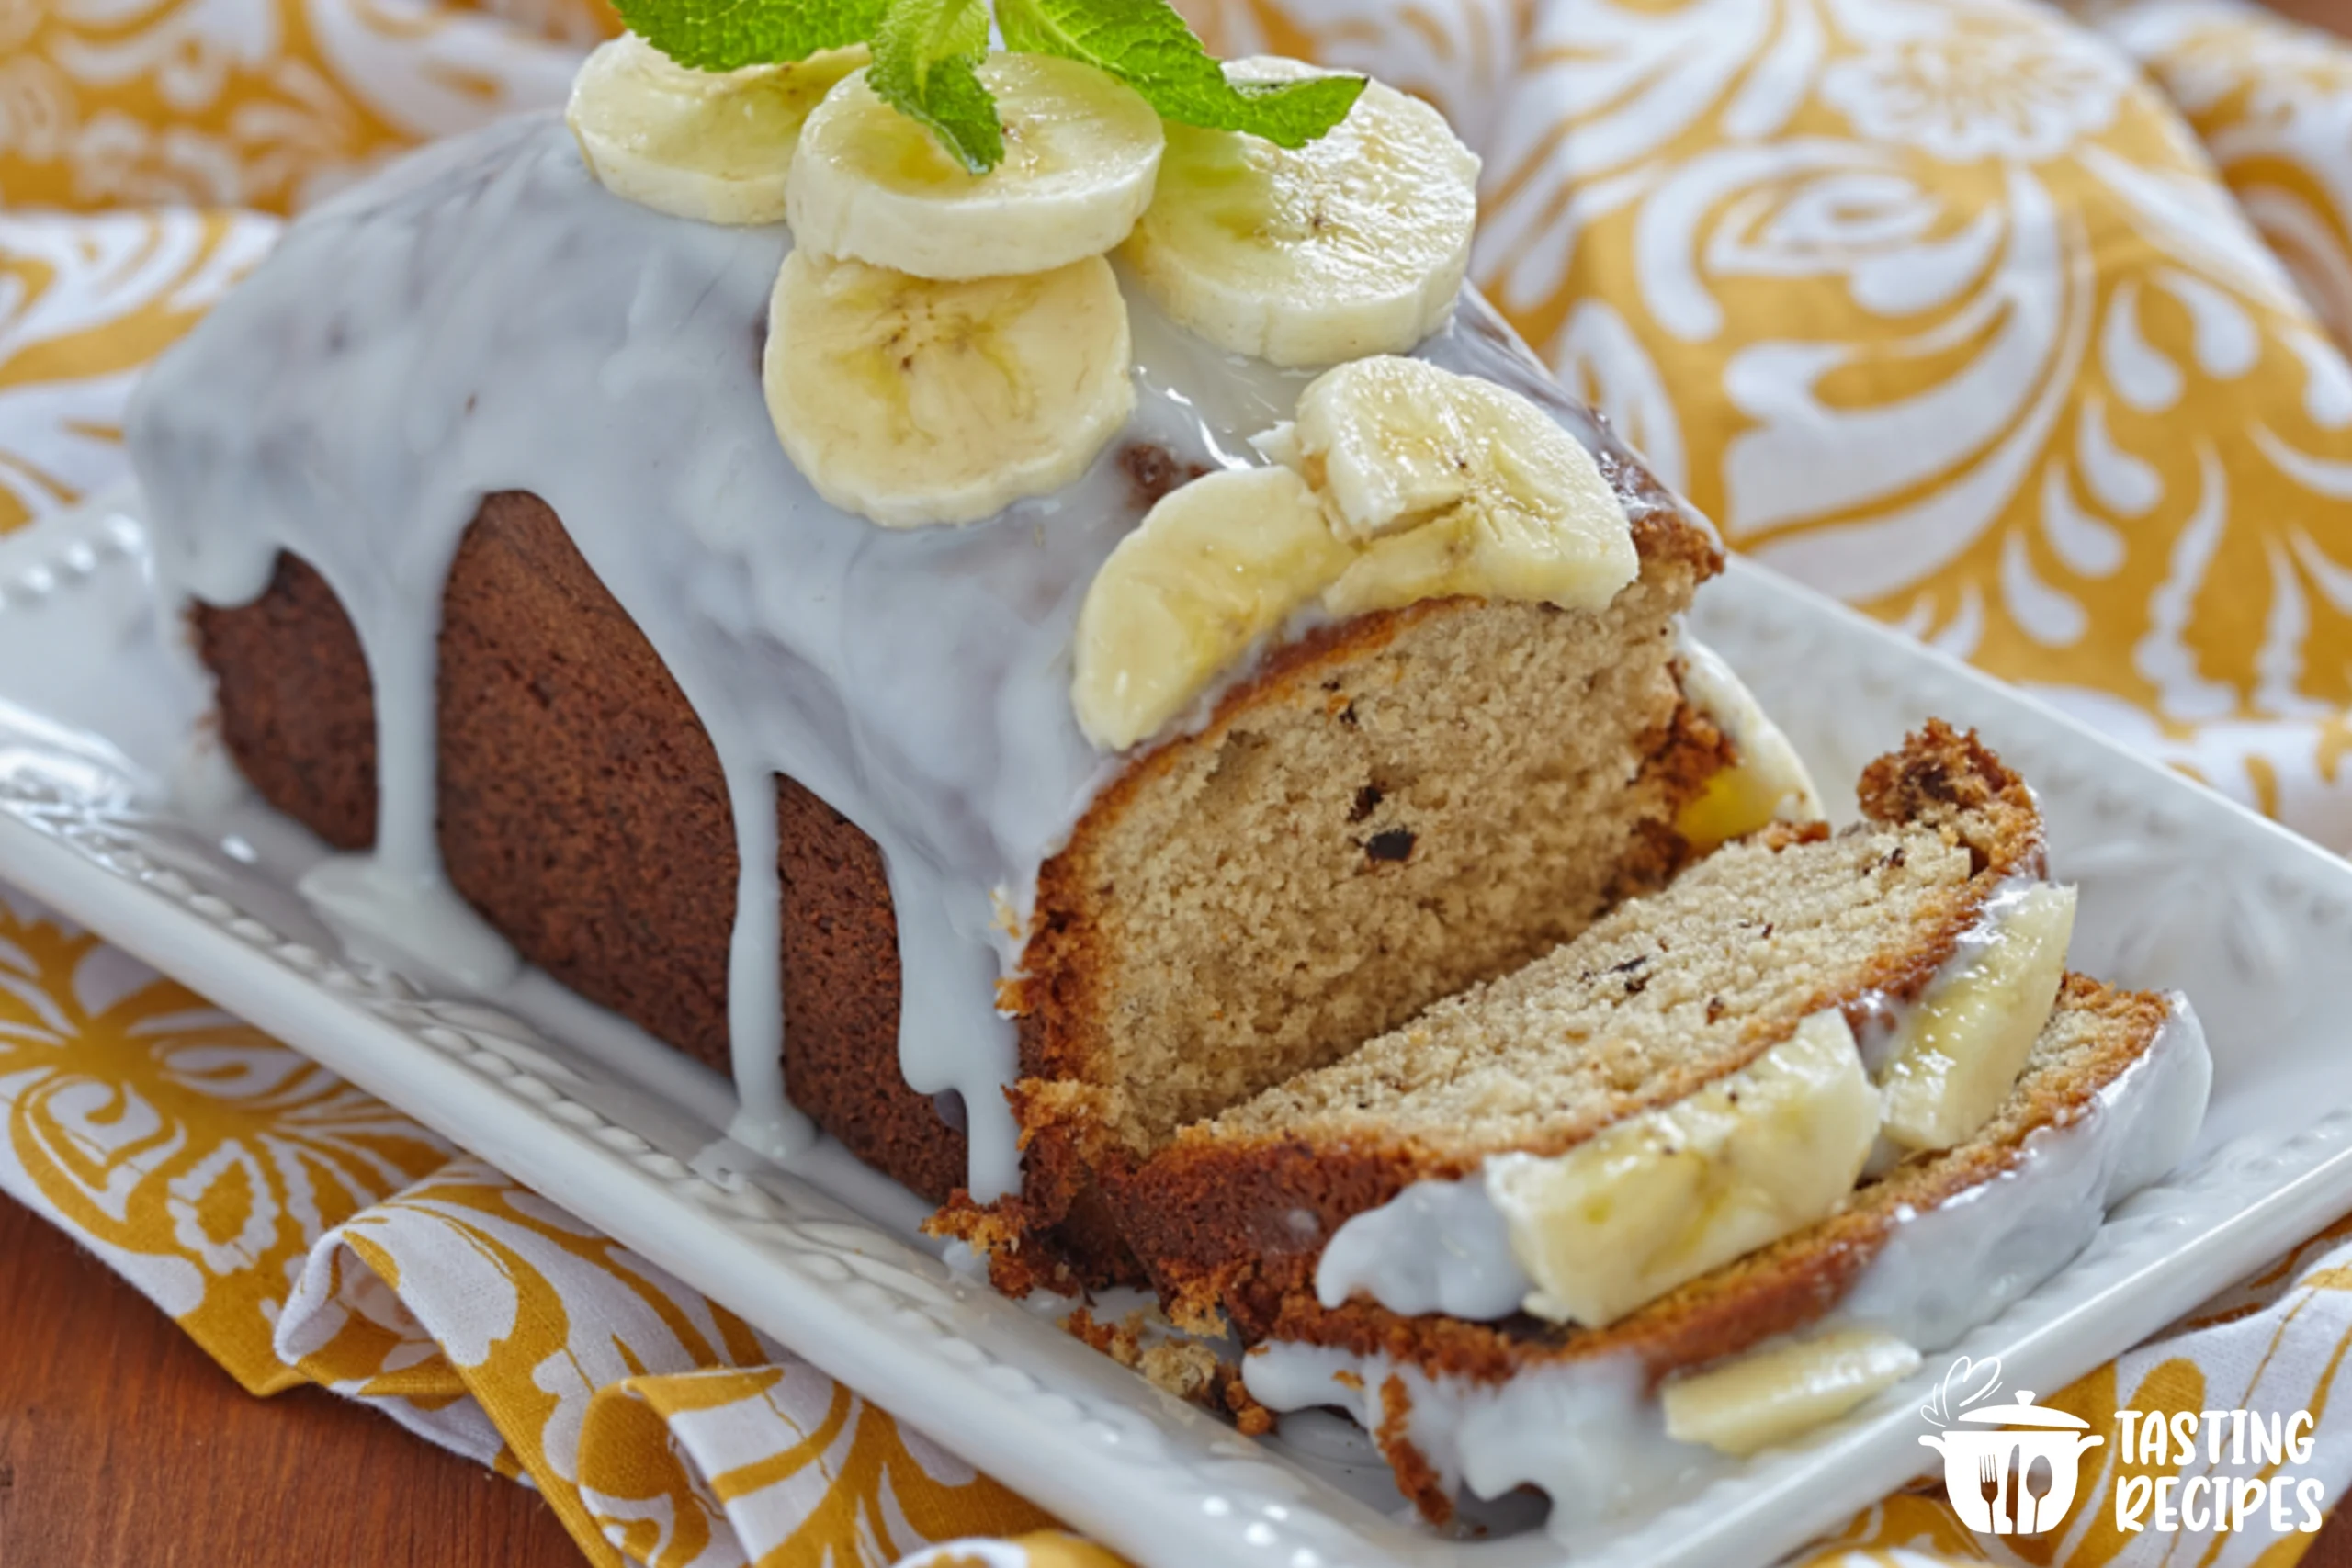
xmin=1980 ymin=1452 xmax=2005 ymax=1531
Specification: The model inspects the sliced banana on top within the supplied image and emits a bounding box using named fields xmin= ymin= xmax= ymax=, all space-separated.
xmin=1118 ymin=57 xmax=1480 ymax=367
xmin=1071 ymin=359 xmax=1640 ymax=750
xmin=1879 ymin=884 xmax=2077 ymax=1152
xmin=1071 ymin=466 xmax=1353 ymax=750
xmin=567 ymin=34 xmax=865 ymax=226
xmin=1263 ymin=356 xmax=1639 ymax=617
xmin=1486 ymin=1010 xmax=1883 ymax=1330
xmin=788 ymin=53 xmax=1164 ymax=280
xmin=1673 ymin=638 xmax=1826 ymax=852
xmin=764 ymin=249 xmax=1135 ymax=528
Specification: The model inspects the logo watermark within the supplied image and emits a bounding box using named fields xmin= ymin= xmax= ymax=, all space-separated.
xmin=1918 ymin=1358 xmax=2102 ymax=1534
xmin=1917 ymin=1357 xmax=2324 ymax=1536
xmin=2109 ymin=1407 xmax=2324 ymax=1534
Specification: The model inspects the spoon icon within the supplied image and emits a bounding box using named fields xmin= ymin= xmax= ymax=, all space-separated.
xmin=2024 ymin=1453 xmax=2055 ymax=1532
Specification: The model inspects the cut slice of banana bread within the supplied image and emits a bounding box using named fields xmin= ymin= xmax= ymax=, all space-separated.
xmin=943 ymin=497 xmax=1754 ymax=1288
xmin=1238 ymin=974 xmax=2205 ymax=1524
xmin=1121 ymin=722 xmax=2049 ymax=1335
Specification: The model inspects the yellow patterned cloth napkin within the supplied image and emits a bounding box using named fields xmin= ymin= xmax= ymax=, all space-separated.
xmin=7 ymin=0 xmax=2352 ymax=1564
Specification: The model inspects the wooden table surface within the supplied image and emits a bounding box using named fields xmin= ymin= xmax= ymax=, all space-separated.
xmin=0 ymin=1192 xmax=584 ymax=1567
xmin=2274 ymin=0 xmax=2352 ymax=30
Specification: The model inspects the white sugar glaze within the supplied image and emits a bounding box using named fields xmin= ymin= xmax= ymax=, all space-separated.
xmin=1253 ymin=995 xmax=2211 ymax=1540
xmin=1316 ymin=1176 xmax=1527 ymax=1320
xmin=1315 ymin=870 xmax=2052 ymax=1322
xmin=125 ymin=111 xmax=1684 ymax=1199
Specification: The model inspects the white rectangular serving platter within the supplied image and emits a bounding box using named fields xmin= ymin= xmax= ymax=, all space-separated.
xmin=6 ymin=487 xmax=2352 ymax=1568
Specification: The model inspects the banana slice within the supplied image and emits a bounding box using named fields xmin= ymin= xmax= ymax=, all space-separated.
xmin=1066 ymin=360 xmax=1639 ymax=750
xmin=1673 ymin=638 xmax=1826 ymax=852
xmin=1879 ymin=884 xmax=2077 ymax=1152
xmin=1663 ymin=1331 xmax=1922 ymax=1457
xmin=1486 ymin=1010 xmax=1882 ymax=1330
xmin=1071 ymin=466 xmax=1353 ymax=750
xmin=567 ymin=34 xmax=865 ymax=226
xmin=764 ymin=250 xmax=1135 ymax=528
xmin=1675 ymin=765 xmax=1798 ymax=856
xmin=1261 ymin=356 xmax=1639 ymax=617
xmin=1117 ymin=57 xmax=1479 ymax=367
xmin=787 ymin=53 xmax=1163 ymax=280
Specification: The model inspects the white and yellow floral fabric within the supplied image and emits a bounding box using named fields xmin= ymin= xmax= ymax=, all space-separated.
xmin=0 ymin=892 xmax=1063 ymax=1565
xmin=7 ymin=0 xmax=2352 ymax=1563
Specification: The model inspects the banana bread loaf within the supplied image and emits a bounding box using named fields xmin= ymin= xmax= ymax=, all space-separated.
xmin=135 ymin=102 xmax=1797 ymax=1290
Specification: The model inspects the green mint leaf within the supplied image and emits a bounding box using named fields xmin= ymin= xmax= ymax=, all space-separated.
xmin=869 ymin=0 xmax=1004 ymax=173
xmin=996 ymin=0 xmax=1363 ymax=147
xmin=615 ymin=0 xmax=886 ymax=72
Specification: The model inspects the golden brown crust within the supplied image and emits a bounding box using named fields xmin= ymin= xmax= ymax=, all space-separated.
xmin=1856 ymin=718 xmax=2047 ymax=879
xmin=931 ymin=1081 xmax=1140 ymax=1292
xmin=1223 ymin=1367 xmax=1276 ymax=1437
xmin=1376 ymin=1375 xmax=1451 ymax=1526
xmin=197 ymin=548 xmax=378 ymax=852
xmin=195 ymin=493 xmax=971 ymax=1204
xmin=1124 ymin=724 xmax=2052 ymax=1337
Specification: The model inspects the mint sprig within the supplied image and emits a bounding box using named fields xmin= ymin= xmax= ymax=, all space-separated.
xmin=996 ymin=0 xmax=1363 ymax=149
xmin=613 ymin=0 xmax=885 ymax=72
xmin=869 ymin=0 xmax=1001 ymax=172
xmin=622 ymin=0 xmax=1366 ymax=171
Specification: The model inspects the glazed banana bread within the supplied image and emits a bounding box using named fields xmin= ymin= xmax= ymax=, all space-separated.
xmin=192 ymin=466 xmax=1736 ymax=1285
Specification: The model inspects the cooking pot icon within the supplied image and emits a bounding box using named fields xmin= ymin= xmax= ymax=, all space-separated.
xmin=1919 ymin=1392 xmax=2105 ymax=1534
